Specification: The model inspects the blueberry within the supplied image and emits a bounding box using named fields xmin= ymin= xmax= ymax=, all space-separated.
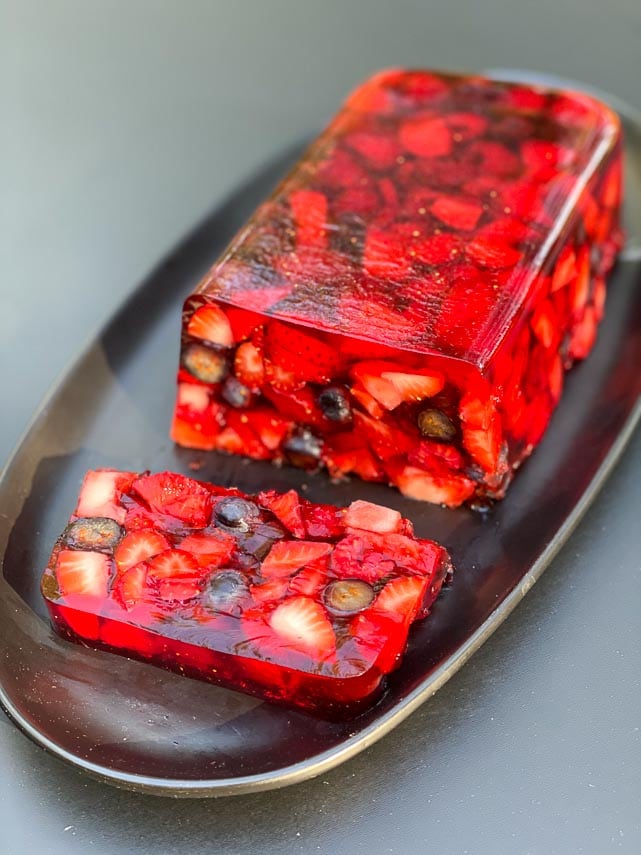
xmin=318 ymin=387 xmax=352 ymax=423
xmin=221 ymin=377 xmax=252 ymax=408
xmin=214 ymin=497 xmax=260 ymax=532
xmin=207 ymin=570 xmax=248 ymax=614
xmin=283 ymin=429 xmax=323 ymax=469
xmin=62 ymin=517 xmax=123 ymax=553
xmin=324 ymin=579 xmax=375 ymax=615
xmin=182 ymin=343 xmax=229 ymax=384
xmin=417 ymin=408 xmax=457 ymax=442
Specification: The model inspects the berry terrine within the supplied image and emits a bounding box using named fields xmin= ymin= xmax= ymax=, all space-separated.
xmin=41 ymin=469 xmax=451 ymax=715
xmin=171 ymin=69 xmax=624 ymax=507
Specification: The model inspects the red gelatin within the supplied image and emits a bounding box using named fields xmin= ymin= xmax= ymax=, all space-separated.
xmin=41 ymin=469 xmax=451 ymax=716
xmin=171 ymin=69 xmax=624 ymax=507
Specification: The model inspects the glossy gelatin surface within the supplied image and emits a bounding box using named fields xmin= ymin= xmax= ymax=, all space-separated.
xmin=171 ymin=69 xmax=624 ymax=506
xmin=41 ymin=469 xmax=451 ymax=716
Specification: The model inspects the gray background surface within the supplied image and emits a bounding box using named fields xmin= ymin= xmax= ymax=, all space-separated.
xmin=1 ymin=1 xmax=640 ymax=852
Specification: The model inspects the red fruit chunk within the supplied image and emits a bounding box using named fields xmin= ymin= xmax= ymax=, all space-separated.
xmin=258 ymin=489 xmax=306 ymax=537
xmin=289 ymin=189 xmax=327 ymax=247
xmin=269 ymin=597 xmax=336 ymax=657
xmin=187 ymin=305 xmax=234 ymax=348
xmin=177 ymin=532 xmax=236 ymax=568
xmin=301 ymin=502 xmax=346 ymax=539
xmin=115 ymin=530 xmax=170 ymax=572
xmin=344 ymin=500 xmax=402 ymax=534
xmin=466 ymin=237 xmax=523 ymax=268
xmin=147 ymin=549 xmax=201 ymax=581
xmin=75 ymin=469 xmax=136 ymax=525
xmin=260 ymin=541 xmax=333 ymax=579
xmin=399 ymin=115 xmax=452 ymax=158
xmin=430 ymin=195 xmax=483 ymax=231
xmin=132 ymin=471 xmax=213 ymax=527
xmin=234 ymin=341 xmax=265 ymax=388
xmin=265 ymin=322 xmax=340 ymax=384
xmin=374 ymin=575 xmax=430 ymax=622
xmin=114 ymin=563 xmax=148 ymax=611
xmin=56 ymin=550 xmax=111 ymax=598
xmin=347 ymin=131 xmax=399 ymax=170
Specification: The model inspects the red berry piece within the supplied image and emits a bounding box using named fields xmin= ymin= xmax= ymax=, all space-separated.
xmin=132 ymin=471 xmax=214 ymax=528
xmin=178 ymin=532 xmax=236 ymax=568
xmin=56 ymin=550 xmax=111 ymax=598
xmin=265 ymin=321 xmax=340 ymax=385
xmin=346 ymin=131 xmax=399 ymax=170
xmin=289 ymin=189 xmax=328 ymax=248
xmin=430 ymin=195 xmax=483 ymax=231
xmin=115 ymin=530 xmax=171 ymax=572
xmin=260 ymin=540 xmax=332 ymax=579
xmin=373 ymin=575 xmax=430 ymax=622
xmin=269 ymin=597 xmax=336 ymax=657
xmin=344 ymin=500 xmax=402 ymax=534
xmin=258 ymin=489 xmax=306 ymax=538
xmin=114 ymin=563 xmax=148 ymax=611
xmin=147 ymin=549 xmax=201 ymax=581
xmin=234 ymin=341 xmax=265 ymax=388
xmin=187 ymin=305 xmax=234 ymax=348
xmin=465 ymin=237 xmax=523 ymax=268
xmin=399 ymin=114 xmax=452 ymax=158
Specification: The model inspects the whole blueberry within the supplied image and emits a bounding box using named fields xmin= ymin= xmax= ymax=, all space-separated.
xmin=318 ymin=387 xmax=352 ymax=424
xmin=214 ymin=497 xmax=260 ymax=532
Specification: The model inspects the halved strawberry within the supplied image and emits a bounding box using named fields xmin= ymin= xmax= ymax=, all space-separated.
xmin=301 ymin=501 xmax=345 ymax=539
xmin=224 ymin=307 xmax=264 ymax=343
xmin=147 ymin=548 xmax=201 ymax=581
xmin=258 ymin=489 xmax=306 ymax=537
xmin=156 ymin=578 xmax=202 ymax=603
xmin=187 ymin=305 xmax=233 ymax=348
xmin=408 ymin=440 xmax=465 ymax=475
xmin=260 ymin=541 xmax=333 ymax=579
xmin=132 ymin=472 xmax=213 ymax=527
xmin=353 ymin=411 xmax=415 ymax=461
xmin=373 ymin=575 xmax=430 ymax=622
xmin=269 ymin=597 xmax=336 ymax=656
xmin=348 ymin=611 xmax=408 ymax=672
xmin=350 ymin=383 xmax=386 ymax=419
xmin=75 ymin=469 xmax=136 ymax=525
xmin=264 ymin=322 xmax=340 ymax=385
xmin=113 ymin=562 xmax=148 ymax=610
xmin=465 ymin=237 xmax=523 ymax=269
xmin=399 ymin=114 xmax=452 ymax=158
xmin=346 ymin=131 xmax=399 ymax=170
xmin=458 ymin=393 xmax=495 ymax=430
xmin=344 ymin=499 xmax=402 ymax=534
xmin=219 ymin=411 xmax=271 ymax=460
xmin=249 ymin=579 xmax=290 ymax=603
xmin=176 ymin=383 xmax=210 ymax=412
xmin=248 ymin=408 xmax=292 ymax=451
xmin=289 ymin=189 xmax=327 ymax=248
xmin=430 ymin=195 xmax=482 ymax=231
xmin=350 ymin=362 xmax=402 ymax=410
xmin=114 ymin=530 xmax=171 ymax=572
xmin=380 ymin=369 xmax=444 ymax=402
xmin=263 ymin=360 xmax=305 ymax=393
xmin=288 ymin=564 xmax=329 ymax=597
xmin=170 ymin=414 xmax=219 ymax=450
xmin=234 ymin=341 xmax=265 ymax=388
xmin=262 ymin=385 xmax=324 ymax=427
xmin=177 ymin=532 xmax=236 ymax=568
xmin=391 ymin=464 xmax=475 ymax=507
xmin=56 ymin=550 xmax=111 ymax=598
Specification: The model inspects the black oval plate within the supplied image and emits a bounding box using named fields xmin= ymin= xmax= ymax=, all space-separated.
xmin=1 ymin=82 xmax=641 ymax=798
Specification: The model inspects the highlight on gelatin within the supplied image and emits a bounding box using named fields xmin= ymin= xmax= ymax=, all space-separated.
xmin=171 ymin=69 xmax=624 ymax=506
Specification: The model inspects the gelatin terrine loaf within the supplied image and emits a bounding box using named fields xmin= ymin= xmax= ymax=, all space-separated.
xmin=41 ymin=469 xmax=451 ymax=715
xmin=171 ymin=69 xmax=624 ymax=506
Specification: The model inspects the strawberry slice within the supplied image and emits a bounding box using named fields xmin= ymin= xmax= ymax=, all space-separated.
xmin=373 ymin=575 xmax=430 ymax=622
xmin=465 ymin=237 xmax=523 ymax=268
xmin=263 ymin=360 xmax=305 ymax=393
xmin=187 ymin=305 xmax=233 ymax=348
xmin=56 ymin=550 xmax=111 ymax=598
xmin=391 ymin=465 xmax=475 ymax=507
xmin=157 ymin=578 xmax=202 ymax=603
xmin=380 ymin=369 xmax=444 ymax=402
xmin=234 ymin=341 xmax=265 ymax=388
xmin=346 ymin=131 xmax=399 ymax=170
xmin=224 ymin=307 xmax=264 ymax=343
xmin=250 ymin=579 xmax=290 ymax=603
xmin=363 ymin=228 xmax=412 ymax=280
xmin=260 ymin=541 xmax=333 ymax=579
xmin=430 ymin=195 xmax=482 ymax=231
xmin=178 ymin=532 xmax=236 ymax=568
xmin=258 ymin=489 xmax=306 ymax=538
xmin=353 ymin=411 xmax=415 ymax=461
xmin=75 ymin=469 xmax=136 ymax=525
xmin=289 ymin=189 xmax=327 ymax=248
xmin=248 ymin=409 xmax=292 ymax=451
xmin=262 ymin=385 xmax=324 ymax=427
xmin=344 ymin=500 xmax=402 ymax=534
xmin=399 ymin=114 xmax=452 ymax=158
xmin=176 ymin=383 xmax=210 ymax=412
xmin=264 ymin=322 xmax=340 ymax=385
xmin=413 ymin=233 xmax=462 ymax=265
xmin=147 ymin=548 xmax=201 ymax=581
xmin=269 ymin=597 xmax=336 ymax=656
xmin=114 ymin=530 xmax=171 ymax=572
xmin=132 ymin=472 xmax=213 ymax=527
xmin=113 ymin=563 xmax=148 ymax=610
xmin=288 ymin=564 xmax=329 ymax=597
xmin=350 ymin=383 xmax=386 ymax=419
xmin=301 ymin=502 xmax=346 ymax=539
